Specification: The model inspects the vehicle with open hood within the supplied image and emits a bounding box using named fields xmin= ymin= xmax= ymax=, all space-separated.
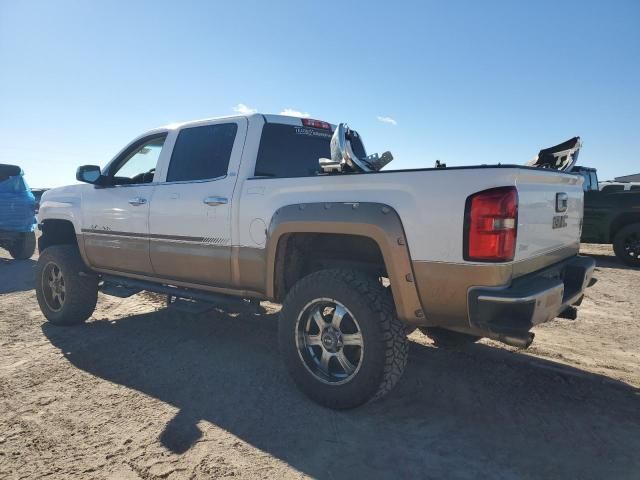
xmin=0 ymin=164 xmax=37 ymax=260
xmin=35 ymin=114 xmax=595 ymax=408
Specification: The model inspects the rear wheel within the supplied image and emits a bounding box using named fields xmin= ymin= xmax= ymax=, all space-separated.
xmin=8 ymin=231 xmax=36 ymax=260
xmin=35 ymin=245 xmax=98 ymax=325
xmin=613 ymin=223 xmax=640 ymax=267
xmin=420 ymin=327 xmax=481 ymax=347
xmin=279 ymin=269 xmax=408 ymax=409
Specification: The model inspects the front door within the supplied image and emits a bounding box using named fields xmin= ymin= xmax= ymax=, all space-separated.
xmin=149 ymin=119 xmax=247 ymax=287
xmin=82 ymin=134 xmax=168 ymax=274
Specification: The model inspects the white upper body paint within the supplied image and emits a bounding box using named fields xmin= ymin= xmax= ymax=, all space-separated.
xmin=39 ymin=113 xmax=583 ymax=265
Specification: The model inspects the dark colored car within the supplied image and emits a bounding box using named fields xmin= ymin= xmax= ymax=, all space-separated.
xmin=0 ymin=164 xmax=37 ymax=260
xmin=573 ymin=166 xmax=640 ymax=267
xmin=30 ymin=188 xmax=49 ymax=213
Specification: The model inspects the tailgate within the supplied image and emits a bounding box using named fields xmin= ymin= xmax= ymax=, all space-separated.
xmin=514 ymin=169 xmax=583 ymax=267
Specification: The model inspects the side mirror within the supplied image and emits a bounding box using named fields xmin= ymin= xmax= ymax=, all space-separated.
xmin=76 ymin=165 xmax=103 ymax=184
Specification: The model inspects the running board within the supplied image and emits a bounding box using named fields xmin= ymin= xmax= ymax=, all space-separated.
xmin=100 ymin=274 xmax=262 ymax=314
xmin=100 ymin=282 xmax=142 ymax=298
xmin=166 ymin=297 xmax=217 ymax=315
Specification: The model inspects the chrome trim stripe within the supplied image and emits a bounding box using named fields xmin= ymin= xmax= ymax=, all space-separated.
xmin=157 ymin=174 xmax=227 ymax=186
xmin=81 ymin=229 xmax=229 ymax=245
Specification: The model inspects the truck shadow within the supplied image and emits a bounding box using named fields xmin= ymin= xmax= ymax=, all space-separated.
xmin=41 ymin=305 xmax=640 ymax=480
xmin=0 ymin=257 xmax=36 ymax=294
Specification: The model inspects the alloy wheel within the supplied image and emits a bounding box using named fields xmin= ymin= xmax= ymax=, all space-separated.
xmin=42 ymin=262 xmax=66 ymax=312
xmin=295 ymin=298 xmax=364 ymax=385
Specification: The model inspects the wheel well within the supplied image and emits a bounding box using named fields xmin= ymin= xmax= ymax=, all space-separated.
xmin=39 ymin=220 xmax=78 ymax=253
xmin=273 ymin=233 xmax=386 ymax=302
xmin=610 ymin=213 xmax=640 ymax=241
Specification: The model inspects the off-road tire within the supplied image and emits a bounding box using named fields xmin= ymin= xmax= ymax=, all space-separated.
xmin=35 ymin=245 xmax=98 ymax=325
xmin=8 ymin=231 xmax=36 ymax=260
xmin=420 ymin=327 xmax=481 ymax=347
xmin=279 ymin=269 xmax=408 ymax=409
xmin=613 ymin=223 xmax=640 ymax=267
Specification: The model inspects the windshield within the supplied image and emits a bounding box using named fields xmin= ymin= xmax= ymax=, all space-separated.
xmin=254 ymin=123 xmax=366 ymax=178
xmin=0 ymin=174 xmax=28 ymax=194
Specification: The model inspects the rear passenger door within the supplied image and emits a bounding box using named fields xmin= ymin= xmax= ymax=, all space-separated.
xmin=149 ymin=119 xmax=247 ymax=286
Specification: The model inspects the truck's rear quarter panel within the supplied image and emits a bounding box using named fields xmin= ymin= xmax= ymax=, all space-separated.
xmin=239 ymin=166 xmax=584 ymax=328
xmin=240 ymin=166 xmax=582 ymax=265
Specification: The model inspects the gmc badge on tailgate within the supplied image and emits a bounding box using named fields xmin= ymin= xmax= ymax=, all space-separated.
xmin=556 ymin=192 xmax=568 ymax=212
xmin=553 ymin=192 xmax=569 ymax=229
xmin=553 ymin=215 xmax=568 ymax=229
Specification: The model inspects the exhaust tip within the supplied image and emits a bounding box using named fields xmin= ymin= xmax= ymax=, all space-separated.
xmin=496 ymin=332 xmax=535 ymax=349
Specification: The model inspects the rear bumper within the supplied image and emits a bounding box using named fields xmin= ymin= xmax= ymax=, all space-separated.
xmin=468 ymin=255 xmax=596 ymax=336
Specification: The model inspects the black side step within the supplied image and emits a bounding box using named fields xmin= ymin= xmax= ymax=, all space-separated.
xmin=100 ymin=274 xmax=262 ymax=314
xmin=166 ymin=296 xmax=217 ymax=315
xmin=100 ymin=282 xmax=142 ymax=298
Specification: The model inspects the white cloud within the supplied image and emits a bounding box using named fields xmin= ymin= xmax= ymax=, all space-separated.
xmin=377 ymin=116 xmax=397 ymax=126
xmin=233 ymin=103 xmax=257 ymax=115
xmin=280 ymin=108 xmax=311 ymax=118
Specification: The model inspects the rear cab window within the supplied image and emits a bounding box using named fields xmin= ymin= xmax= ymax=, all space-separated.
xmin=254 ymin=123 xmax=365 ymax=178
xmin=601 ymin=185 xmax=625 ymax=193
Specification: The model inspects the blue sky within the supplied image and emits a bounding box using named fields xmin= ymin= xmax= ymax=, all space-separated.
xmin=1 ymin=0 xmax=638 ymax=188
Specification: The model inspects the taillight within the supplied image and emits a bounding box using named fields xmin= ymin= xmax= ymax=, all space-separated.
xmin=301 ymin=118 xmax=331 ymax=130
xmin=464 ymin=187 xmax=518 ymax=262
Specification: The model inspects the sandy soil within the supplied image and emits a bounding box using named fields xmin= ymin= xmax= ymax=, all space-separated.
xmin=0 ymin=244 xmax=638 ymax=479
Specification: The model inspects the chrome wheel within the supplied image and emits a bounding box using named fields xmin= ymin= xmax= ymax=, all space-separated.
xmin=42 ymin=262 xmax=66 ymax=312
xmin=295 ymin=298 xmax=364 ymax=385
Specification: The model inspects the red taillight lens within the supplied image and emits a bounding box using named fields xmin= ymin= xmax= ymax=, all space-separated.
xmin=301 ymin=118 xmax=331 ymax=130
xmin=464 ymin=187 xmax=518 ymax=262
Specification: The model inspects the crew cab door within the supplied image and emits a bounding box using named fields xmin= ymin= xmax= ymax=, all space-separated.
xmin=82 ymin=133 xmax=168 ymax=274
xmin=148 ymin=118 xmax=247 ymax=286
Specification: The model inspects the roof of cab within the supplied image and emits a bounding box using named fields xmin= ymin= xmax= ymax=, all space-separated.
xmin=159 ymin=113 xmax=334 ymax=131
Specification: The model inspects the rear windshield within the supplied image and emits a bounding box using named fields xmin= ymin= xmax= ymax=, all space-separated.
xmin=254 ymin=123 xmax=366 ymax=178
xmin=601 ymin=185 xmax=624 ymax=193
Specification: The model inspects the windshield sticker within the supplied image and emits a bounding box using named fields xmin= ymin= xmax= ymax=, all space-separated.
xmin=294 ymin=127 xmax=332 ymax=139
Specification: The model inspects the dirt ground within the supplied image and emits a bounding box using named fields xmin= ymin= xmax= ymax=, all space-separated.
xmin=0 ymin=244 xmax=638 ymax=480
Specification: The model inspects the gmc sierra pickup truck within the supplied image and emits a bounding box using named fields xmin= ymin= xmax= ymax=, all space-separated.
xmin=36 ymin=114 xmax=595 ymax=409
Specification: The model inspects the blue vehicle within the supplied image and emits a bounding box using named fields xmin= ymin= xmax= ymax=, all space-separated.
xmin=0 ymin=164 xmax=37 ymax=259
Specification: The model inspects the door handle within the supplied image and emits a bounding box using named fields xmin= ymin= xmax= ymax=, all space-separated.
xmin=128 ymin=197 xmax=147 ymax=206
xmin=203 ymin=196 xmax=228 ymax=206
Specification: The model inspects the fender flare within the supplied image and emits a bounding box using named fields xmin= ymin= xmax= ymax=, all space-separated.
xmin=265 ymin=202 xmax=423 ymax=323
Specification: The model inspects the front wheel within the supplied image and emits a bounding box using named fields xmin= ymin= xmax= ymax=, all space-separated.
xmin=279 ymin=269 xmax=408 ymax=409
xmin=8 ymin=231 xmax=36 ymax=260
xmin=613 ymin=223 xmax=640 ymax=267
xmin=35 ymin=245 xmax=98 ymax=325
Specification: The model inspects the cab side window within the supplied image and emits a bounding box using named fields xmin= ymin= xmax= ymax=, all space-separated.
xmin=109 ymin=135 xmax=167 ymax=185
xmin=166 ymin=123 xmax=238 ymax=182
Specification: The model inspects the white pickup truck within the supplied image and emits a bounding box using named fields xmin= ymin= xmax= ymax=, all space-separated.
xmin=36 ymin=114 xmax=596 ymax=409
